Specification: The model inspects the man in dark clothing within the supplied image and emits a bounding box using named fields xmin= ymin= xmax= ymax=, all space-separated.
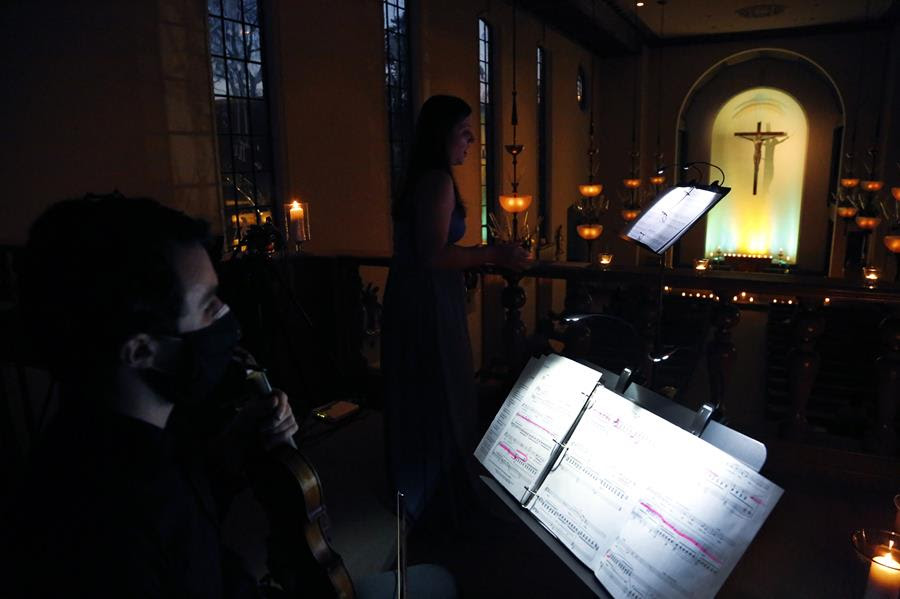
xmin=2 ymin=194 xmax=298 ymax=597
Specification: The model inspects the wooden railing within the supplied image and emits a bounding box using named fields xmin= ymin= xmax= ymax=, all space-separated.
xmin=343 ymin=255 xmax=900 ymax=454
xmin=2 ymin=243 xmax=898 ymax=455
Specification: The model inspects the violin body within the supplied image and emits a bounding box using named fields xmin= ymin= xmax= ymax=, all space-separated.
xmin=238 ymin=360 xmax=355 ymax=598
xmin=250 ymin=444 xmax=356 ymax=598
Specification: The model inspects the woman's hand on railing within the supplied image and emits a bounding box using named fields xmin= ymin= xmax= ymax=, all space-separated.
xmin=490 ymin=243 xmax=533 ymax=272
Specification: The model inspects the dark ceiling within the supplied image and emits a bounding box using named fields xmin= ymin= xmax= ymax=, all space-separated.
xmin=519 ymin=0 xmax=898 ymax=56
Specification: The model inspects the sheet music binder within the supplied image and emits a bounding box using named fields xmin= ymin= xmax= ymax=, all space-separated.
xmin=520 ymin=378 xmax=603 ymax=509
xmin=478 ymin=356 xmax=777 ymax=599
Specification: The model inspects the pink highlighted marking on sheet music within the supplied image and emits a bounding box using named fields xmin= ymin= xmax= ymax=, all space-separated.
xmin=639 ymin=502 xmax=722 ymax=564
xmin=498 ymin=442 xmax=528 ymax=462
xmin=516 ymin=412 xmax=553 ymax=436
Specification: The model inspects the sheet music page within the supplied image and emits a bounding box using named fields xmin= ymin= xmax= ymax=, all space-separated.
xmin=528 ymin=387 xmax=782 ymax=599
xmin=625 ymin=186 xmax=721 ymax=253
xmin=527 ymin=385 xmax=656 ymax=565
xmin=475 ymin=354 xmax=602 ymax=502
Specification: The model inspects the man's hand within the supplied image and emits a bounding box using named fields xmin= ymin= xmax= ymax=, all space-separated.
xmin=241 ymin=389 xmax=299 ymax=451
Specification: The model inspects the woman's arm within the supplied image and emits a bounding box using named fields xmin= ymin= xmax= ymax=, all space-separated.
xmin=414 ymin=170 xmax=493 ymax=270
xmin=414 ymin=170 xmax=529 ymax=271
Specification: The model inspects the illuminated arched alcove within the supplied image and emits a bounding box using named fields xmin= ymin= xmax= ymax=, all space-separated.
xmin=705 ymin=87 xmax=807 ymax=263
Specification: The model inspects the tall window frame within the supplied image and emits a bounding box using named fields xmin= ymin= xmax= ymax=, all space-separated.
xmin=383 ymin=0 xmax=414 ymax=200
xmin=207 ymin=0 xmax=276 ymax=248
xmin=478 ymin=19 xmax=495 ymax=244
xmin=536 ymin=45 xmax=549 ymax=244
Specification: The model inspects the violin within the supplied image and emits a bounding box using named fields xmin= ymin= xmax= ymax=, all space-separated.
xmin=242 ymin=361 xmax=356 ymax=598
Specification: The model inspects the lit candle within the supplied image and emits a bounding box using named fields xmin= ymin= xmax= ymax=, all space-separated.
xmin=288 ymin=200 xmax=309 ymax=242
xmin=694 ymin=258 xmax=709 ymax=271
xmin=864 ymin=266 xmax=881 ymax=281
xmin=864 ymin=545 xmax=900 ymax=599
xmin=598 ymin=253 xmax=613 ymax=266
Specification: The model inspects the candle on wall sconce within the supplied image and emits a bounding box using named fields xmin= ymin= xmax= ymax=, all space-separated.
xmin=621 ymin=208 xmax=642 ymax=222
xmin=857 ymin=216 xmax=883 ymax=230
xmin=862 ymin=180 xmax=885 ymax=192
xmin=837 ymin=205 xmax=859 ymax=219
xmin=284 ymin=200 xmax=311 ymax=251
xmin=576 ymin=224 xmax=602 ymax=267
xmin=578 ymin=184 xmax=603 ymax=197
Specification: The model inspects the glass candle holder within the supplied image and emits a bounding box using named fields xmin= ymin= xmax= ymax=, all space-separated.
xmin=598 ymin=253 xmax=613 ymax=268
xmin=576 ymin=224 xmax=603 ymax=266
xmin=576 ymin=224 xmax=603 ymax=241
xmin=851 ymin=529 xmax=900 ymax=599
xmin=694 ymin=258 xmax=710 ymax=271
xmin=578 ymin=184 xmax=603 ymax=197
xmin=621 ymin=208 xmax=642 ymax=222
xmin=884 ymin=235 xmax=900 ymax=253
xmin=862 ymin=180 xmax=885 ymax=192
xmin=857 ymin=216 xmax=883 ymax=231
xmin=863 ymin=266 xmax=881 ymax=281
xmin=284 ymin=200 xmax=311 ymax=250
xmin=837 ymin=205 xmax=859 ymax=219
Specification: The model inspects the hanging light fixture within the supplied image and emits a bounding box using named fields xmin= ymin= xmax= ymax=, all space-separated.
xmin=649 ymin=0 xmax=668 ymax=191
xmin=497 ymin=0 xmax=532 ymax=242
xmin=620 ymin=1 xmax=643 ymax=221
xmin=578 ymin=0 xmax=602 ymax=199
xmin=840 ymin=0 xmax=870 ymax=191
xmin=575 ymin=0 xmax=608 ymax=244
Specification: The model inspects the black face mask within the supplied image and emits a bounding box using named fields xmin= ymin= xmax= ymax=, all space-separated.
xmin=141 ymin=309 xmax=242 ymax=406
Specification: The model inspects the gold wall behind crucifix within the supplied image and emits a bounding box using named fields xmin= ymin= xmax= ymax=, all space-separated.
xmin=706 ymin=87 xmax=807 ymax=263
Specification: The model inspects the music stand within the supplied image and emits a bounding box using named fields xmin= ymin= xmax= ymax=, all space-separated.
xmin=621 ymin=182 xmax=731 ymax=377
xmin=481 ymin=360 xmax=767 ymax=598
xmin=622 ymin=182 xmax=730 ymax=255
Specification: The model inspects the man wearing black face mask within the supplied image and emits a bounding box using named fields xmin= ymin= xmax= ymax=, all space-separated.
xmin=2 ymin=194 xmax=298 ymax=597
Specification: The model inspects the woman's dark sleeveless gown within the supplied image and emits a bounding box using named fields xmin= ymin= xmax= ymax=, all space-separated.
xmin=381 ymin=205 xmax=477 ymax=522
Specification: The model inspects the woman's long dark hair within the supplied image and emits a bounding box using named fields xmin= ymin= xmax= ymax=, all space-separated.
xmin=392 ymin=95 xmax=471 ymax=221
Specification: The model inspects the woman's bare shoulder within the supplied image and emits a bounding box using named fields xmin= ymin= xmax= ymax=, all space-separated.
xmin=414 ymin=169 xmax=454 ymax=205
xmin=416 ymin=169 xmax=453 ymax=191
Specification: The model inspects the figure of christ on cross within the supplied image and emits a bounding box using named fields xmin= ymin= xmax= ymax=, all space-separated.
xmin=734 ymin=121 xmax=788 ymax=195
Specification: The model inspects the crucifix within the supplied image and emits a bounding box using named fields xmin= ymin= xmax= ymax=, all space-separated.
xmin=734 ymin=121 xmax=788 ymax=195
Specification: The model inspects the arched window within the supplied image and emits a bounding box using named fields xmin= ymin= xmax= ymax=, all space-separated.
xmin=706 ymin=87 xmax=807 ymax=263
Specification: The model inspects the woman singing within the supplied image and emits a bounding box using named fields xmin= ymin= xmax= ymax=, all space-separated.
xmin=382 ymin=95 xmax=530 ymax=526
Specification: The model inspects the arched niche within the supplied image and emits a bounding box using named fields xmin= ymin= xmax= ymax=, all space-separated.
xmin=675 ymin=49 xmax=844 ymax=273
xmin=707 ymin=87 xmax=807 ymax=263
